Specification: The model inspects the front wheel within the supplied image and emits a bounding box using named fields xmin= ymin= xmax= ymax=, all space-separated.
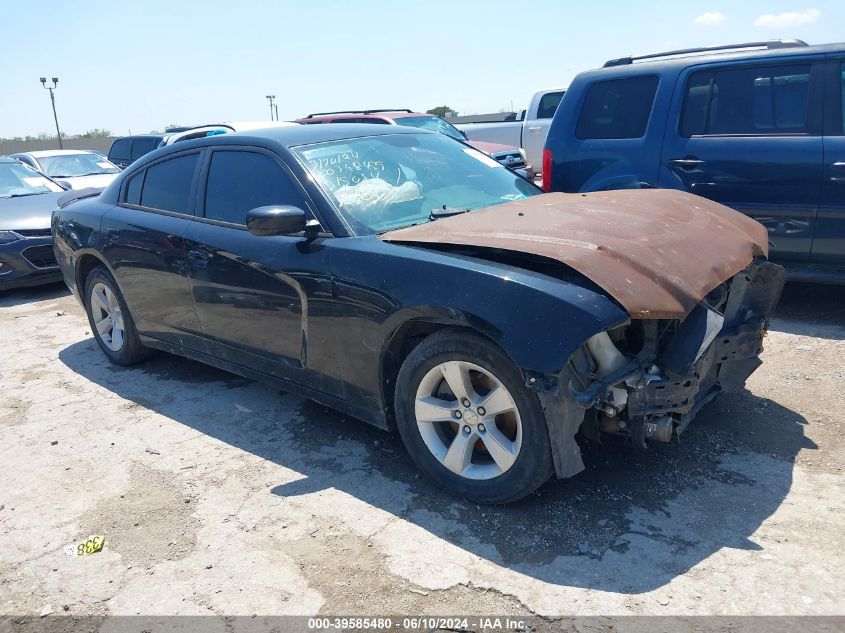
xmin=394 ymin=330 xmax=554 ymax=504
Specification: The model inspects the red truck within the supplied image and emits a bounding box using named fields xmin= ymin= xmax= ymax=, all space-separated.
xmin=296 ymin=109 xmax=534 ymax=179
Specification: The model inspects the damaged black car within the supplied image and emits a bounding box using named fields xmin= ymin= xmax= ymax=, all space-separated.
xmin=52 ymin=125 xmax=785 ymax=503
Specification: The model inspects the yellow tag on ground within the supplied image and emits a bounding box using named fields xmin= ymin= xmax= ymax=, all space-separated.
xmin=64 ymin=534 xmax=105 ymax=557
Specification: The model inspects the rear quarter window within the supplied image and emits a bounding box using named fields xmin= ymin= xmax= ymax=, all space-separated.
xmin=124 ymin=170 xmax=144 ymax=205
xmin=575 ymin=76 xmax=659 ymax=139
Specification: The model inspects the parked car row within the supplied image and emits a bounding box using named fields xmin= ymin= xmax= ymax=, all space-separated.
xmin=456 ymin=88 xmax=566 ymax=172
xmin=14 ymin=37 xmax=834 ymax=503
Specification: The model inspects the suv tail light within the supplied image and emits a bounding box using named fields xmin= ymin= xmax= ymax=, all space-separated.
xmin=541 ymin=149 xmax=552 ymax=191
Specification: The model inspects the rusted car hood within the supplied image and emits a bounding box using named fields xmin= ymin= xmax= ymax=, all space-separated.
xmin=381 ymin=190 xmax=769 ymax=320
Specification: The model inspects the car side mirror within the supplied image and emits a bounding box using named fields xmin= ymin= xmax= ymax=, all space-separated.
xmin=460 ymin=129 xmax=468 ymax=139
xmin=246 ymin=206 xmax=309 ymax=236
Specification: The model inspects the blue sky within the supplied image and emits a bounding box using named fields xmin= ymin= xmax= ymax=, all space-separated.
xmin=1 ymin=1 xmax=843 ymax=137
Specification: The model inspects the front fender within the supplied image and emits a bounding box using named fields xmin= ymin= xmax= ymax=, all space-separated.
xmin=376 ymin=253 xmax=629 ymax=386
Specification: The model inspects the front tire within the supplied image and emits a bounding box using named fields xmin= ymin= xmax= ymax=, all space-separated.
xmin=84 ymin=266 xmax=150 ymax=366
xmin=394 ymin=330 xmax=554 ymax=504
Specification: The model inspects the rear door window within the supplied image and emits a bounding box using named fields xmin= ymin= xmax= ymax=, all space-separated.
xmin=576 ymin=76 xmax=659 ymax=139
xmin=680 ymin=63 xmax=812 ymax=136
xmin=203 ymin=150 xmax=306 ymax=225
xmin=109 ymin=139 xmax=131 ymax=162
xmin=537 ymin=91 xmax=565 ymax=119
xmin=139 ymin=153 xmax=200 ymax=213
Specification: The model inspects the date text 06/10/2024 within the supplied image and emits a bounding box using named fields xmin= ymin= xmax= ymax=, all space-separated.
xmin=306 ymin=617 xmax=528 ymax=631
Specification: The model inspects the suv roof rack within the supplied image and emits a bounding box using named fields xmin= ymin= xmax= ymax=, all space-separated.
xmin=603 ymin=39 xmax=809 ymax=67
xmin=304 ymin=109 xmax=413 ymax=118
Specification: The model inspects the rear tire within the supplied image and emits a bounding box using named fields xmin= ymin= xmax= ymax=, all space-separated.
xmin=83 ymin=266 xmax=151 ymax=366
xmin=394 ymin=329 xmax=554 ymax=504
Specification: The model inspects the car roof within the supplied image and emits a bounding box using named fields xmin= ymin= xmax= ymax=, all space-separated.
xmin=113 ymin=134 xmax=166 ymax=140
xmin=20 ymin=149 xmax=98 ymax=158
xmin=201 ymin=123 xmax=429 ymax=148
xmin=298 ymin=110 xmax=432 ymax=122
xmin=587 ymin=40 xmax=845 ymax=77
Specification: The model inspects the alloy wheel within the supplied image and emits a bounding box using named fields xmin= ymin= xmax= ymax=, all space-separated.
xmin=414 ymin=360 xmax=522 ymax=480
xmin=90 ymin=282 xmax=125 ymax=352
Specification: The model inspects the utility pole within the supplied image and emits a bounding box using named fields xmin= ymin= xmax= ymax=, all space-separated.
xmin=266 ymin=95 xmax=276 ymax=121
xmin=40 ymin=77 xmax=63 ymax=149
xmin=274 ymin=104 xmax=279 ymax=122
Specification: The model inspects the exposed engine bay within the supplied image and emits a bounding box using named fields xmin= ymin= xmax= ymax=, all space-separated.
xmin=544 ymin=258 xmax=785 ymax=475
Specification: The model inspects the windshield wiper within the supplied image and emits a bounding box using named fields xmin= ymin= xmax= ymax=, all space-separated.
xmin=429 ymin=205 xmax=470 ymax=220
xmin=7 ymin=192 xmax=43 ymax=198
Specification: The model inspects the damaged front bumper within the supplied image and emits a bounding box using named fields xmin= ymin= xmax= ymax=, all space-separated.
xmin=538 ymin=258 xmax=786 ymax=479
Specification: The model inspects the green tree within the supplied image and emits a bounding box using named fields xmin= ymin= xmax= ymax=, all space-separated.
xmin=426 ymin=105 xmax=458 ymax=118
xmin=80 ymin=128 xmax=113 ymax=139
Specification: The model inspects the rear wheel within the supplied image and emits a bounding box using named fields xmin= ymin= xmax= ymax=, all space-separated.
xmin=84 ymin=266 xmax=151 ymax=366
xmin=394 ymin=330 xmax=554 ymax=504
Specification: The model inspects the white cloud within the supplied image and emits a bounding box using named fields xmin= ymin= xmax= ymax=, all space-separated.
xmin=754 ymin=8 xmax=820 ymax=28
xmin=694 ymin=12 xmax=727 ymax=26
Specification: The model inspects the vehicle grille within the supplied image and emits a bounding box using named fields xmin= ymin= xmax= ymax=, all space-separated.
xmin=22 ymin=245 xmax=58 ymax=269
xmin=491 ymin=151 xmax=526 ymax=169
xmin=15 ymin=228 xmax=52 ymax=237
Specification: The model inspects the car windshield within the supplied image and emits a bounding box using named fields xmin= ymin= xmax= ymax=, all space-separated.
xmin=294 ymin=132 xmax=539 ymax=234
xmin=0 ymin=162 xmax=63 ymax=198
xmin=36 ymin=153 xmax=120 ymax=178
xmin=396 ymin=115 xmax=465 ymax=140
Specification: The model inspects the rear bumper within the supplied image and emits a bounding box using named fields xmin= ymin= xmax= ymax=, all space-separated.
xmin=0 ymin=236 xmax=63 ymax=291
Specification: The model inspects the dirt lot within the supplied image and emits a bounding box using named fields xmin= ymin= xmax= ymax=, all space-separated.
xmin=1 ymin=281 xmax=843 ymax=622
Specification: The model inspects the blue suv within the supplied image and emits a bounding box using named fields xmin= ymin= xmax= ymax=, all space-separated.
xmin=543 ymin=40 xmax=845 ymax=283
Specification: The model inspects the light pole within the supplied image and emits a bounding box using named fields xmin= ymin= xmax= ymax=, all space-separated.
xmin=40 ymin=77 xmax=63 ymax=149
xmin=266 ymin=95 xmax=276 ymax=121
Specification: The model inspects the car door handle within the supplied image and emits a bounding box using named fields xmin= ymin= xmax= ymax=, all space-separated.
xmin=830 ymin=162 xmax=845 ymax=182
xmin=188 ymin=249 xmax=213 ymax=261
xmin=526 ymin=126 xmax=542 ymax=131
xmin=667 ymin=158 xmax=706 ymax=170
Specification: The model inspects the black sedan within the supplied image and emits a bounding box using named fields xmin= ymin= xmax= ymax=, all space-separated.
xmin=0 ymin=157 xmax=66 ymax=290
xmin=53 ymin=125 xmax=784 ymax=503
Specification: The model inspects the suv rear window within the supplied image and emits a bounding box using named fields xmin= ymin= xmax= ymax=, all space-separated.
xmin=576 ymin=76 xmax=658 ymax=139
xmin=109 ymin=139 xmax=131 ymax=162
xmin=681 ymin=63 xmax=812 ymax=136
xmin=131 ymin=137 xmax=161 ymax=159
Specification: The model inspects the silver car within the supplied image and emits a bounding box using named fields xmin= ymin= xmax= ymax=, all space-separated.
xmin=11 ymin=150 xmax=121 ymax=190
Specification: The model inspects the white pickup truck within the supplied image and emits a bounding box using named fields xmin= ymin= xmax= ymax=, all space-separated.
xmin=455 ymin=89 xmax=565 ymax=174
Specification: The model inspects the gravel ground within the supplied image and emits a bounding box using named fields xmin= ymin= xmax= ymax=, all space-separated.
xmin=0 ymin=281 xmax=843 ymax=625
